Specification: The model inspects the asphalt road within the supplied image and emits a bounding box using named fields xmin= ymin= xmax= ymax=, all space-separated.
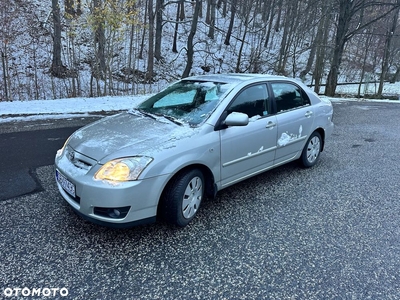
xmin=0 ymin=117 xmax=102 ymax=200
xmin=1 ymin=101 xmax=400 ymax=299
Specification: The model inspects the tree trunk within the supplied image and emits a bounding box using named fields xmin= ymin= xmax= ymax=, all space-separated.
xmin=182 ymin=0 xmax=201 ymax=78
xmin=219 ymin=0 xmax=227 ymax=17
xmin=275 ymin=4 xmax=294 ymax=75
xmin=93 ymin=0 xmax=106 ymax=80
xmin=313 ymin=10 xmax=330 ymax=94
xmin=224 ymin=0 xmax=236 ymax=45
xmin=208 ymin=0 xmax=216 ymax=39
xmin=128 ymin=24 xmax=135 ymax=84
xmin=1 ymin=50 xmax=8 ymax=101
xmin=235 ymin=7 xmax=251 ymax=73
xmin=146 ymin=0 xmax=155 ymax=81
xmin=358 ymin=32 xmax=373 ymax=97
xmin=263 ymin=0 xmax=275 ymax=48
xmin=300 ymin=1 xmax=331 ymax=81
xmin=155 ymin=0 xmax=163 ymax=61
xmin=274 ymin=0 xmax=283 ymax=32
xmin=172 ymin=0 xmax=182 ymax=53
xmin=391 ymin=66 xmax=400 ymax=83
xmin=206 ymin=0 xmax=211 ymax=24
xmin=325 ymin=0 xmax=353 ymax=96
xmin=179 ymin=0 xmax=185 ymax=20
xmin=378 ymin=2 xmax=399 ymax=95
xmin=51 ymin=0 xmax=64 ymax=77
xmin=139 ymin=0 xmax=148 ymax=59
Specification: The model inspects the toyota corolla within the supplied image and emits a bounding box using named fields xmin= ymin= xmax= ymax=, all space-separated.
xmin=55 ymin=74 xmax=334 ymax=227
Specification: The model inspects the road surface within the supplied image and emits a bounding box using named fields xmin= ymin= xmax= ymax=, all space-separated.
xmin=1 ymin=102 xmax=400 ymax=299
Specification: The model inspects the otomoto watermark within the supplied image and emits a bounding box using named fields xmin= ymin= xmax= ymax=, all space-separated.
xmin=3 ymin=287 xmax=69 ymax=297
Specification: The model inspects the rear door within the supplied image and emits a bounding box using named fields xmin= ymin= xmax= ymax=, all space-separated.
xmin=270 ymin=81 xmax=315 ymax=165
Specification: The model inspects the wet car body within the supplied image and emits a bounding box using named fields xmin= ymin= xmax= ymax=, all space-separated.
xmin=55 ymin=74 xmax=334 ymax=227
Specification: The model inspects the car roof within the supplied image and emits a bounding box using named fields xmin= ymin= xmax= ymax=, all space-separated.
xmin=183 ymin=73 xmax=286 ymax=85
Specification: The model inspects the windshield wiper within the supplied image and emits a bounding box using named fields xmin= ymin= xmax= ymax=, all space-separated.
xmin=157 ymin=114 xmax=184 ymax=126
xmin=129 ymin=108 xmax=158 ymax=120
xmin=131 ymin=109 xmax=183 ymax=126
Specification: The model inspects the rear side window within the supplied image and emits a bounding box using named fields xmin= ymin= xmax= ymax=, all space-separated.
xmin=271 ymin=82 xmax=310 ymax=112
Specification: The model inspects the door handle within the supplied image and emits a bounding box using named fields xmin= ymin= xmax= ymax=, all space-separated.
xmin=305 ymin=111 xmax=313 ymax=117
xmin=266 ymin=121 xmax=276 ymax=129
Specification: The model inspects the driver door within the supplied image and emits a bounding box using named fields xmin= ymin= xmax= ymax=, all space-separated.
xmin=219 ymin=84 xmax=278 ymax=188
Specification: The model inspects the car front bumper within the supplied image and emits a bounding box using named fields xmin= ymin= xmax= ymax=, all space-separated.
xmin=55 ymin=159 xmax=169 ymax=228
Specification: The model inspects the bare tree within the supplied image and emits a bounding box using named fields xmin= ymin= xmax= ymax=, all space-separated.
xmin=377 ymin=0 xmax=400 ymax=95
xmin=172 ymin=0 xmax=182 ymax=53
xmin=146 ymin=0 xmax=155 ymax=81
xmin=0 ymin=0 xmax=15 ymax=101
xmin=263 ymin=0 xmax=276 ymax=49
xmin=1 ymin=50 xmax=7 ymax=100
xmin=155 ymin=0 xmax=163 ymax=61
xmin=207 ymin=0 xmax=216 ymax=39
xmin=275 ymin=1 xmax=299 ymax=75
xmin=325 ymin=0 xmax=400 ymax=96
xmin=313 ymin=9 xmax=331 ymax=94
xmin=138 ymin=0 xmax=148 ymax=59
xmin=51 ymin=0 xmax=65 ymax=77
xmin=299 ymin=1 xmax=332 ymax=81
xmin=93 ymin=0 xmax=106 ymax=80
xmin=224 ymin=0 xmax=236 ymax=45
xmin=274 ymin=0 xmax=283 ymax=32
xmin=218 ymin=0 xmax=227 ymax=17
xmin=357 ymin=29 xmax=374 ymax=97
xmin=235 ymin=2 xmax=252 ymax=73
xmin=182 ymin=0 xmax=201 ymax=78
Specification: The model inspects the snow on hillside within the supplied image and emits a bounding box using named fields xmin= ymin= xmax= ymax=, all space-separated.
xmin=3 ymin=0 xmax=276 ymax=100
xmin=1 ymin=81 xmax=399 ymax=124
xmin=1 ymin=1 xmax=399 ymax=102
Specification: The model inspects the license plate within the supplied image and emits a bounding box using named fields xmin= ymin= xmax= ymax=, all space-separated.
xmin=56 ymin=169 xmax=76 ymax=198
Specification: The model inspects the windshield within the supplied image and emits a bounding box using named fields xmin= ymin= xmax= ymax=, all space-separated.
xmin=138 ymin=80 xmax=231 ymax=126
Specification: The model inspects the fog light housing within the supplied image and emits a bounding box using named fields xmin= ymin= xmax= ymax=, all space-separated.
xmin=94 ymin=206 xmax=130 ymax=219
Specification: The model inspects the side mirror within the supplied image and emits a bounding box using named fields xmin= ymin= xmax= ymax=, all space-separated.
xmin=224 ymin=112 xmax=249 ymax=126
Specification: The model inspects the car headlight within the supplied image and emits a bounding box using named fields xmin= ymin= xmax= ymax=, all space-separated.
xmin=94 ymin=157 xmax=153 ymax=182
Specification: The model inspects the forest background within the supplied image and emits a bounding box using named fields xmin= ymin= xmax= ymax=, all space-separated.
xmin=1 ymin=0 xmax=400 ymax=102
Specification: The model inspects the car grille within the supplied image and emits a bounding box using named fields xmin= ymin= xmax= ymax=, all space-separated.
xmin=65 ymin=146 xmax=94 ymax=171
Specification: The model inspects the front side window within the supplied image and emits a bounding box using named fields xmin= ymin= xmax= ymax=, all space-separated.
xmin=138 ymin=80 xmax=233 ymax=125
xmin=227 ymin=84 xmax=269 ymax=119
xmin=271 ymin=82 xmax=310 ymax=112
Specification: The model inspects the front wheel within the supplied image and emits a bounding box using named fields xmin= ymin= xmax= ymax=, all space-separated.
xmin=161 ymin=169 xmax=204 ymax=227
xmin=300 ymin=131 xmax=322 ymax=167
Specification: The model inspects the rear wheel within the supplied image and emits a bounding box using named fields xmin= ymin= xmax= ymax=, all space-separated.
xmin=301 ymin=131 xmax=322 ymax=167
xmin=161 ymin=169 xmax=204 ymax=227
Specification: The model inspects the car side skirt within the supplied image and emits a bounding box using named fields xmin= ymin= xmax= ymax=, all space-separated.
xmin=220 ymin=153 xmax=299 ymax=189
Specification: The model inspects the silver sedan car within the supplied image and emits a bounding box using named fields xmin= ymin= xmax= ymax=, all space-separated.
xmin=55 ymin=74 xmax=334 ymax=227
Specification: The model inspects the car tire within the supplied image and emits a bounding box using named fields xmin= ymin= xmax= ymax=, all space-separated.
xmin=301 ymin=131 xmax=322 ymax=168
xmin=161 ymin=169 xmax=204 ymax=227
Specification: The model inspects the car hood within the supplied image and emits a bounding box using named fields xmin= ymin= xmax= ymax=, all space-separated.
xmin=68 ymin=112 xmax=193 ymax=161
